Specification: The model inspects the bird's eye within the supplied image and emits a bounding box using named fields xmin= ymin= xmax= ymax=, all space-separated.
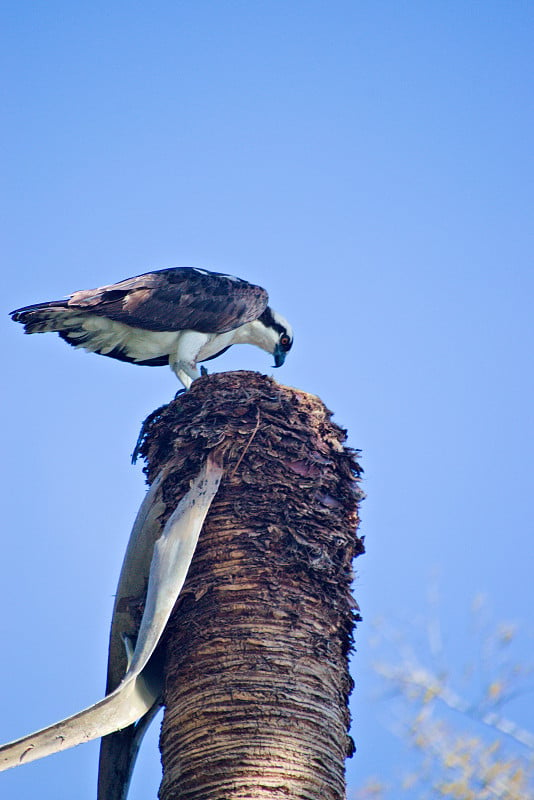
xmin=280 ymin=334 xmax=291 ymax=350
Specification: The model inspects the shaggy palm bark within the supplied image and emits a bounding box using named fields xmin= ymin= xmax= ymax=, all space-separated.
xmin=137 ymin=371 xmax=364 ymax=800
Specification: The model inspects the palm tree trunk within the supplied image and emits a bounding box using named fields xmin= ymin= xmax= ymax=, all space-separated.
xmin=137 ymin=371 xmax=364 ymax=800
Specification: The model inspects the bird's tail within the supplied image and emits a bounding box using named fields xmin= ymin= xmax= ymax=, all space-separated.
xmin=10 ymin=300 xmax=69 ymax=333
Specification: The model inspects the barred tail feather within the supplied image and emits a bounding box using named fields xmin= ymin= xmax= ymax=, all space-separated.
xmin=10 ymin=301 xmax=69 ymax=334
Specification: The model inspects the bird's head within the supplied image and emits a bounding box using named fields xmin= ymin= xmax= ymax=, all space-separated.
xmin=257 ymin=307 xmax=294 ymax=367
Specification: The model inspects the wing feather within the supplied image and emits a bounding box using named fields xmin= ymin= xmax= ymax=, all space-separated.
xmin=66 ymin=268 xmax=269 ymax=333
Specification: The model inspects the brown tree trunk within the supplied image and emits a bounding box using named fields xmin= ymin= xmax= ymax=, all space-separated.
xmin=137 ymin=371 xmax=364 ymax=800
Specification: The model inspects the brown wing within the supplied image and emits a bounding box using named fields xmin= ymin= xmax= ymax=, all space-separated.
xmin=66 ymin=267 xmax=269 ymax=333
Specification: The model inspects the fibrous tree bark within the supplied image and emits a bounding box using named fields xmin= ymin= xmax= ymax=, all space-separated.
xmin=136 ymin=371 xmax=364 ymax=800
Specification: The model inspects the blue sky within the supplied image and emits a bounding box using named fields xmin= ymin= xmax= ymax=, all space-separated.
xmin=1 ymin=2 xmax=533 ymax=797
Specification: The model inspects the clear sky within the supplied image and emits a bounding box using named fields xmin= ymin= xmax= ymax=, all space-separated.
xmin=1 ymin=2 xmax=533 ymax=798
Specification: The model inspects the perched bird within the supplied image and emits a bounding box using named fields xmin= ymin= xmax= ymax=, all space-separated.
xmin=11 ymin=267 xmax=293 ymax=388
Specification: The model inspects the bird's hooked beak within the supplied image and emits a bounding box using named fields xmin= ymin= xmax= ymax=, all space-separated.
xmin=273 ymin=343 xmax=287 ymax=368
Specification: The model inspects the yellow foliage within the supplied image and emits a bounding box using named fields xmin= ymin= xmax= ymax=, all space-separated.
xmin=488 ymin=681 xmax=503 ymax=699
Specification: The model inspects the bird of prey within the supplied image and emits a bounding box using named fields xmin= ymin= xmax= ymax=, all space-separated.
xmin=11 ymin=267 xmax=293 ymax=388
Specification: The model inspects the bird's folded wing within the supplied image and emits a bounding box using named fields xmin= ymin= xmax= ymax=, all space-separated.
xmin=0 ymin=453 xmax=224 ymax=773
xmin=68 ymin=268 xmax=269 ymax=333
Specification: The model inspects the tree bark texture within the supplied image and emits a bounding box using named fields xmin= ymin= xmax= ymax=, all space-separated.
xmin=137 ymin=371 xmax=364 ymax=800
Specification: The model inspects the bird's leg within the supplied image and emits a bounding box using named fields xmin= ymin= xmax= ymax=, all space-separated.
xmin=170 ymin=331 xmax=208 ymax=389
xmin=170 ymin=362 xmax=198 ymax=390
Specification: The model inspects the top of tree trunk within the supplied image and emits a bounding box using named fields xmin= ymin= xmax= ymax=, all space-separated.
xmin=136 ymin=371 xmax=365 ymax=800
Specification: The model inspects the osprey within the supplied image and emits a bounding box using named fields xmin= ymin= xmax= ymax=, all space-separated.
xmin=11 ymin=267 xmax=293 ymax=388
